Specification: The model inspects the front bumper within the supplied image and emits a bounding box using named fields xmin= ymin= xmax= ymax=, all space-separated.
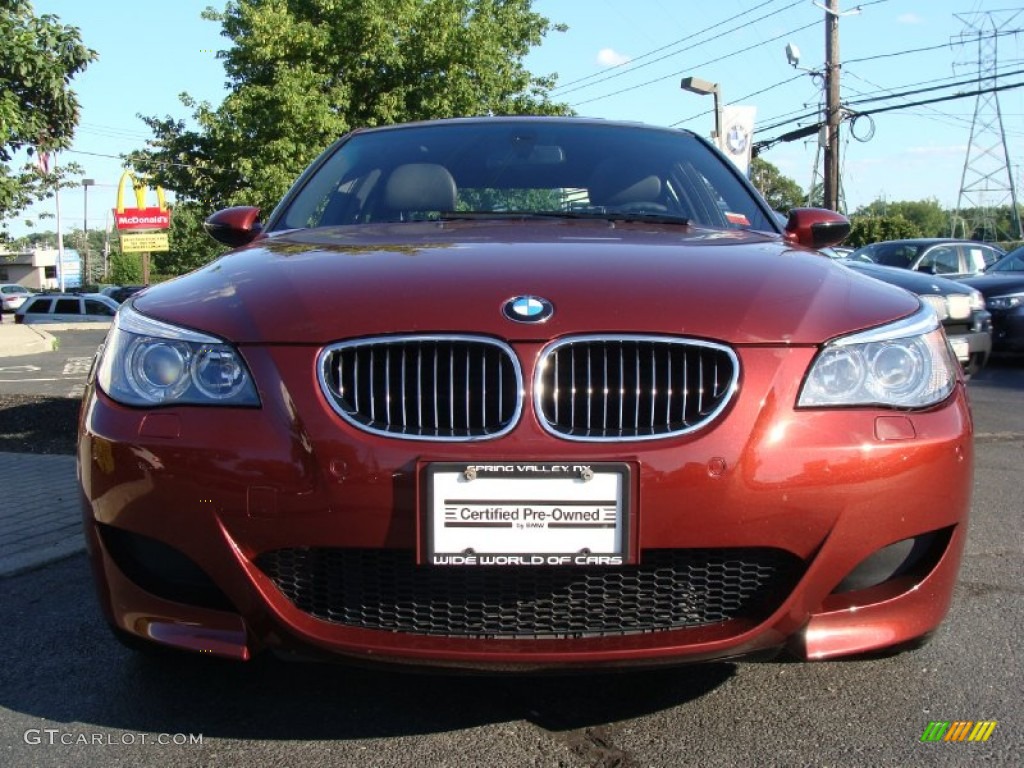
xmin=989 ymin=307 xmax=1024 ymax=354
xmin=79 ymin=344 xmax=973 ymax=669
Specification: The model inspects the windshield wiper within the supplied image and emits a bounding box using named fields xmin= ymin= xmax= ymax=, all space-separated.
xmin=439 ymin=210 xmax=691 ymax=226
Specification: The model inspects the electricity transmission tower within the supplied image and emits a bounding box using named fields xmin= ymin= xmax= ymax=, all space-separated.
xmin=953 ymin=10 xmax=1022 ymax=241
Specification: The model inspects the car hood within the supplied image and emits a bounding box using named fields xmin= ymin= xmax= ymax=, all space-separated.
xmin=839 ymin=259 xmax=973 ymax=296
xmin=961 ymin=273 xmax=1024 ymax=296
xmin=134 ymin=220 xmax=918 ymax=345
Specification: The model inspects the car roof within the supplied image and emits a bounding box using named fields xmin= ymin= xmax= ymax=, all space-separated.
xmin=26 ymin=292 xmax=110 ymax=299
xmin=348 ymin=115 xmax=696 ymax=139
xmin=860 ymin=238 xmax=998 ymax=247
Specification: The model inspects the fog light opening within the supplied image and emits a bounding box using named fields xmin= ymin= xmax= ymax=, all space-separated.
xmin=831 ymin=529 xmax=949 ymax=595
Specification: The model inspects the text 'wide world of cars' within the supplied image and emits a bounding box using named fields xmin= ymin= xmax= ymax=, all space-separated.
xmin=78 ymin=117 xmax=972 ymax=669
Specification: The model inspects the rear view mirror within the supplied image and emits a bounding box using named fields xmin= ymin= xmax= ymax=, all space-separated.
xmin=204 ymin=206 xmax=263 ymax=247
xmin=783 ymin=207 xmax=851 ymax=249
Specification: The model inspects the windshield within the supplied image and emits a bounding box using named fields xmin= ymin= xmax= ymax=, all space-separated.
xmin=856 ymin=242 xmax=927 ymax=269
xmin=988 ymin=249 xmax=1024 ymax=272
xmin=273 ymin=120 xmax=776 ymax=233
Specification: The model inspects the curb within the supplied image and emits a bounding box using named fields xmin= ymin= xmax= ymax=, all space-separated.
xmin=0 ymin=323 xmax=57 ymax=357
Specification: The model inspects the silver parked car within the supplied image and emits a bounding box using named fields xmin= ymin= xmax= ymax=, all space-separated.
xmin=849 ymin=238 xmax=1003 ymax=278
xmin=1 ymin=283 xmax=33 ymax=313
xmin=14 ymin=293 xmax=119 ymax=324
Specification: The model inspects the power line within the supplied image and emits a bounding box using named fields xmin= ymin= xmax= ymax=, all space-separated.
xmin=753 ymin=80 xmax=1024 ymax=154
xmin=64 ymin=148 xmax=230 ymax=175
xmin=755 ymin=51 xmax=1024 ymax=135
xmin=750 ymin=26 xmax=1024 ymax=132
xmin=669 ymin=73 xmax=807 ymax=127
xmin=571 ymin=20 xmax=819 ymax=108
xmin=553 ymin=0 xmax=802 ymax=95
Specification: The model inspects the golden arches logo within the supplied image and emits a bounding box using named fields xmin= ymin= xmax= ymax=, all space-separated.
xmin=113 ymin=171 xmax=171 ymax=230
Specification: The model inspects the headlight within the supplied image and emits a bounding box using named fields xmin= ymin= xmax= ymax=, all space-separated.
xmin=96 ymin=303 xmax=260 ymax=407
xmin=968 ymin=289 xmax=986 ymax=312
xmin=798 ymin=307 xmax=957 ymax=408
xmin=986 ymin=292 xmax=1024 ymax=311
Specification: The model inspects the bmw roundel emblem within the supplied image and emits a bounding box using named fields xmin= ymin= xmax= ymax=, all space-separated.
xmin=503 ymin=295 xmax=554 ymax=323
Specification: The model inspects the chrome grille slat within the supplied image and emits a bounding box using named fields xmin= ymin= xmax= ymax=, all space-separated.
xmin=319 ymin=336 xmax=522 ymax=441
xmin=536 ymin=335 xmax=738 ymax=441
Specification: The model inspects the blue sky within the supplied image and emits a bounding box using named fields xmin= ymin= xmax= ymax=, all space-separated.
xmin=14 ymin=0 xmax=1024 ymax=237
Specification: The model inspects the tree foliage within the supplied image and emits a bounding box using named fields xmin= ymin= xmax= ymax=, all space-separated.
xmin=109 ymin=251 xmax=143 ymax=285
xmin=130 ymin=0 xmax=570 ymax=221
xmin=153 ymin=201 xmax=227 ymax=276
xmin=0 ymin=0 xmax=96 ymax=234
xmin=846 ymin=215 xmax=921 ymax=248
xmin=853 ymin=198 xmax=948 ymax=239
xmin=750 ymin=157 xmax=805 ymax=212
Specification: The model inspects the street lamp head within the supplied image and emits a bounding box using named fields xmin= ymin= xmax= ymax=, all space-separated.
xmin=785 ymin=42 xmax=801 ymax=68
xmin=680 ymin=76 xmax=719 ymax=96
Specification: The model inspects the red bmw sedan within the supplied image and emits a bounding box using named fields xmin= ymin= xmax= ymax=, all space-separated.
xmin=79 ymin=117 xmax=972 ymax=669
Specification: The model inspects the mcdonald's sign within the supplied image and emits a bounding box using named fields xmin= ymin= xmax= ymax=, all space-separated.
xmin=113 ymin=171 xmax=171 ymax=231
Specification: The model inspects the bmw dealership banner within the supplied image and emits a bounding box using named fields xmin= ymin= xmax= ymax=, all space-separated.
xmin=718 ymin=105 xmax=757 ymax=176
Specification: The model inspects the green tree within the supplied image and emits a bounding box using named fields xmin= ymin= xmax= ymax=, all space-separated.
xmin=130 ymin=0 xmax=570 ymax=220
xmin=854 ymin=198 xmax=948 ymax=238
xmin=0 ymin=1 xmax=96 ymax=236
xmin=109 ymin=251 xmax=143 ymax=285
xmin=750 ymin=157 xmax=805 ymax=212
xmin=846 ymin=215 xmax=921 ymax=248
xmin=153 ymin=201 xmax=227 ymax=276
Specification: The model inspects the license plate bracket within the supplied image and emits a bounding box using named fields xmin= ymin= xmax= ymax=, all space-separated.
xmin=423 ymin=462 xmax=632 ymax=566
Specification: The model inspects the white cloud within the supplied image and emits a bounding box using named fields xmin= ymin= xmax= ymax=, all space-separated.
xmin=897 ymin=13 xmax=923 ymax=24
xmin=596 ymin=48 xmax=631 ymax=67
xmin=906 ymin=145 xmax=968 ymax=157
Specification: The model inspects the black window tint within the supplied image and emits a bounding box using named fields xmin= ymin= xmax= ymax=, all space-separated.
xmin=26 ymin=299 xmax=52 ymax=314
xmin=276 ymin=122 xmax=776 ymax=233
xmin=85 ymin=300 xmax=115 ymax=316
xmin=54 ymin=298 xmax=81 ymax=314
xmin=920 ymin=246 xmax=959 ymax=274
xmin=872 ymin=244 xmax=916 ymax=268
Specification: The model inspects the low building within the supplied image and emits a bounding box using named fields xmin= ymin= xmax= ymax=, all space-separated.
xmin=0 ymin=248 xmax=82 ymax=290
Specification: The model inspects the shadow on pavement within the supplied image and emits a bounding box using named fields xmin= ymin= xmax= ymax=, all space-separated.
xmin=0 ymin=555 xmax=736 ymax=740
xmin=0 ymin=396 xmax=79 ymax=455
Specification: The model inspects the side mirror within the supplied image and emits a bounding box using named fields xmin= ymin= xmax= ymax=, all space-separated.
xmin=204 ymin=206 xmax=263 ymax=247
xmin=783 ymin=207 xmax=851 ymax=249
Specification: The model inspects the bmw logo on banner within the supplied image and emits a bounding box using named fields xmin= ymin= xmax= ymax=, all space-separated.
xmin=503 ymin=295 xmax=554 ymax=323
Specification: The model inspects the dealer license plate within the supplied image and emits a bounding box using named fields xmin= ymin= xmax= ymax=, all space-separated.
xmin=425 ymin=462 xmax=630 ymax=566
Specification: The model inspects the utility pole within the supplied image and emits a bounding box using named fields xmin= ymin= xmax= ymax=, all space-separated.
xmin=823 ymin=0 xmax=842 ymax=212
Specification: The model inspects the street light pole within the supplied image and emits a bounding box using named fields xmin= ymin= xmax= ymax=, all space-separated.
xmin=680 ymin=76 xmax=723 ymax=148
xmin=82 ymin=178 xmax=94 ymax=286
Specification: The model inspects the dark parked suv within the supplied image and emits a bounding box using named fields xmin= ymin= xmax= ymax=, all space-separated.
xmin=100 ymin=285 xmax=148 ymax=304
